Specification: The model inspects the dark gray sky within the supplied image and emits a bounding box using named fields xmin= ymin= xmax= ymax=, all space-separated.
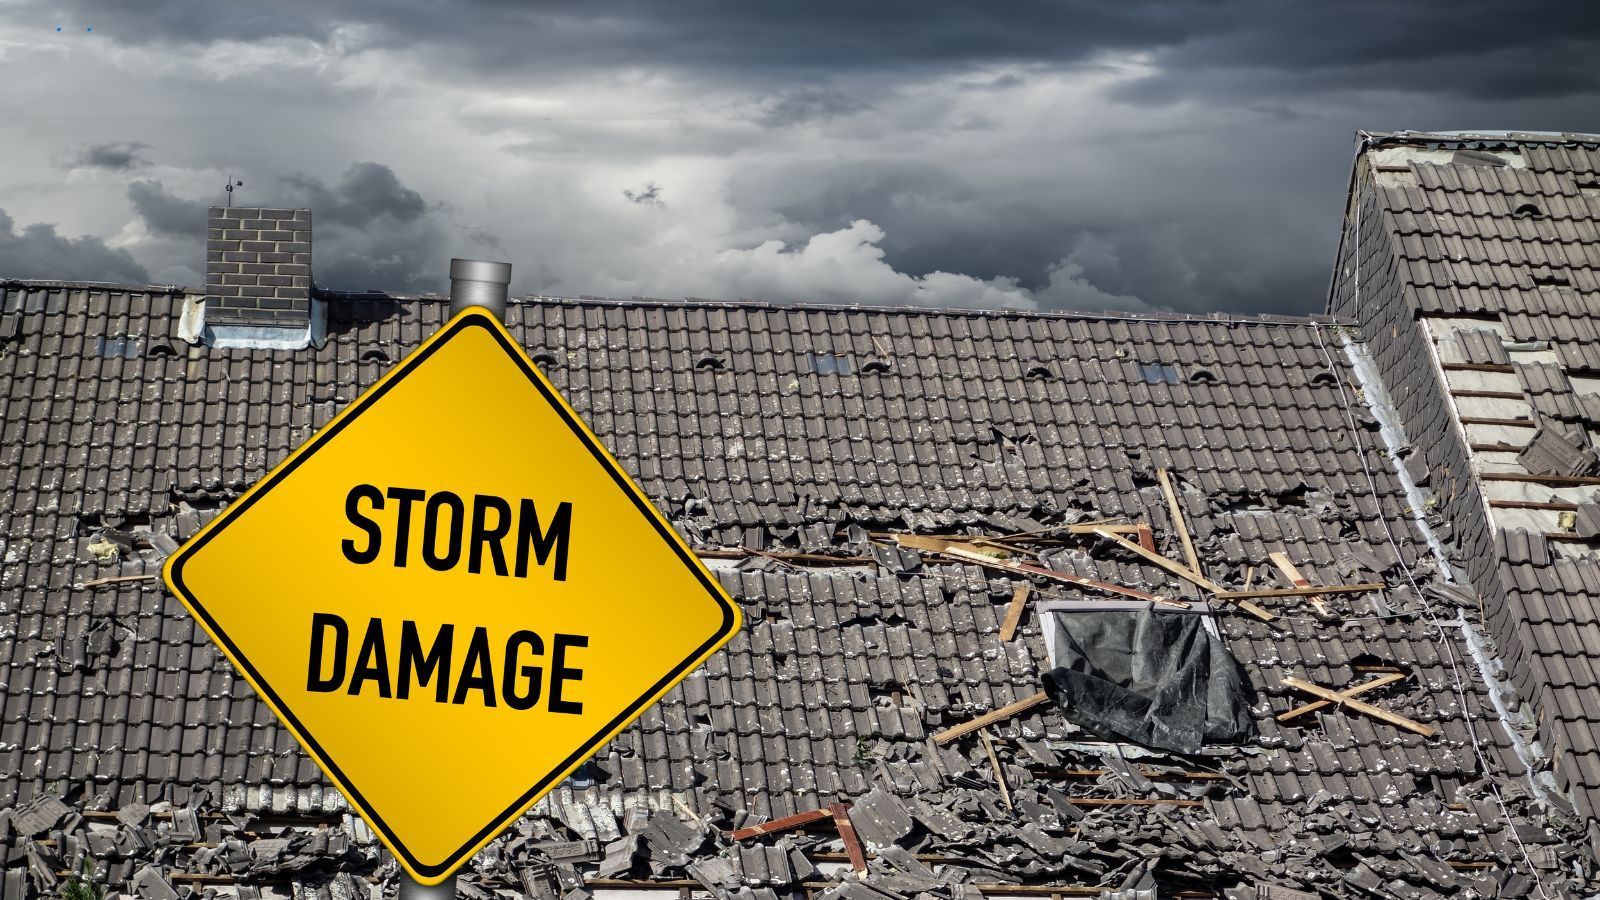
xmin=2 ymin=1 xmax=1598 ymax=314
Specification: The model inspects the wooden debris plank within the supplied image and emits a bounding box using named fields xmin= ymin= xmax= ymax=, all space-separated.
xmin=891 ymin=533 xmax=958 ymax=553
xmin=1041 ymin=768 xmax=1227 ymax=781
xmin=729 ymin=806 xmax=834 ymax=840
xmin=1214 ymin=583 xmax=1385 ymax=600
xmin=1226 ymin=596 xmax=1275 ymax=621
xmin=1441 ymin=362 xmax=1516 ymax=374
xmin=978 ymin=728 xmax=1014 ymax=811
xmin=1488 ymin=498 xmax=1578 ymax=511
xmin=1088 ymin=528 xmax=1273 ymax=621
xmin=79 ymin=573 xmax=160 ymax=588
xmin=1242 ymin=566 xmax=1256 ymax=592
xmin=936 ymin=544 xmax=1189 ymax=608
xmin=1135 ymin=524 xmax=1156 ymax=553
xmin=1277 ymin=672 xmax=1405 ymax=722
xmin=1089 ymin=528 xmax=1223 ymax=593
xmin=1065 ymin=798 xmax=1204 ymax=807
xmin=1157 ymin=469 xmax=1203 ymax=578
xmin=740 ymin=546 xmax=801 ymax=570
xmin=698 ymin=548 xmax=870 ymax=565
xmin=999 ymin=584 xmax=1030 ymax=642
xmin=932 ymin=691 xmax=1050 ymax=745
xmin=671 ymin=793 xmax=704 ymax=826
xmin=1282 ymin=676 xmax=1437 ymax=737
xmin=1480 ymin=471 xmax=1600 ymax=487
xmin=1269 ymin=552 xmax=1330 ymax=616
xmin=584 ymin=879 xmax=1197 ymax=897
xmin=1064 ymin=523 xmax=1145 ymax=535
xmin=830 ymin=803 xmax=869 ymax=876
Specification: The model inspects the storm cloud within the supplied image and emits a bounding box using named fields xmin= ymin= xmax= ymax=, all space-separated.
xmin=3 ymin=1 xmax=1599 ymax=313
xmin=127 ymin=180 xmax=206 ymax=237
xmin=0 ymin=208 xmax=151 ymax=283
xmin=62 ymin=142 xmax=152 ymax=172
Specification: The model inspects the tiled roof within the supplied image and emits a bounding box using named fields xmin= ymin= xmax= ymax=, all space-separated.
xmin=1330 ymin=129 xmax=1600 ymax=860
xmin=0 ymin=281 xmax=1585 ymax=894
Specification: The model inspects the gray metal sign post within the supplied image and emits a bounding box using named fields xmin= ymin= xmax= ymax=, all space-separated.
xmin=394 ymin=257 xmax=514 ymax=900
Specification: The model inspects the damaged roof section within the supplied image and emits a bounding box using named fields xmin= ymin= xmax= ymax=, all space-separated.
xmin=1 ymin=281 xmax=1590 ymax=895
xmin=1331 ymin=129 xmax=1600 ymax=859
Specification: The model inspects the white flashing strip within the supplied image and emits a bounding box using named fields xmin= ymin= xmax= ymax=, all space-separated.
xmin=1456 ymin=612 xmax=1562 ymax=810
xmin=1339 ymin=334 xmax=1457 ymax=581
xmin=1342 ymin=334 xmax=1562 ymax=814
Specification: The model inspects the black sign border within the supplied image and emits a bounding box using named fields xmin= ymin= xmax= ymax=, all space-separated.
xmin=168 ymin=311 xmax=740 ymax=879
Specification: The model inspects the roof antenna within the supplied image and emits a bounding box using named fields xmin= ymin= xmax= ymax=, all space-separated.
xmin=223 ymin=176 xmax=243 ymax=207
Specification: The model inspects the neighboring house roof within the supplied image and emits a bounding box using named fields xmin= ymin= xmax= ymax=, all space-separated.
xmin=1 ymin=280 xmax=1584 ymax=897
xmin=1329 ymin=129 xmax=1600 ymax=860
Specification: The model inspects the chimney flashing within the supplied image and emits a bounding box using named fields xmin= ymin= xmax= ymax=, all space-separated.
xmin=204 ymin=297 xmax=328 ymax=350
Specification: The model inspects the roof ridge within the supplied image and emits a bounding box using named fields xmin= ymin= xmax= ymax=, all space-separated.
xmin=3 ymin=278 xmax=1352 ymax=328
xmin=0 ymin=277 xmax=189 ymax=294
xmin=433 ymin=290 xmax=1353 ymax=328
xmin=1362 ymin=128 xmax=1600 ymax=147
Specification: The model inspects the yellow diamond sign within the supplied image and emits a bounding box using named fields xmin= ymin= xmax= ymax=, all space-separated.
xmin=163 ymin=308 xmax=741 ymax=884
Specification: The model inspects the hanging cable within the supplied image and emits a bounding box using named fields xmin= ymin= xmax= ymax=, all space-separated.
xmin=1313 ymin=276 xmax=1553 ymax=896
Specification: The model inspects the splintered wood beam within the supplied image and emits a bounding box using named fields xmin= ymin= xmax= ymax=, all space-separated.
xmin=1136 ymin=523 xmax=1156 ymax=553
xmin=934 ymin=544 xmax=1190 ymax=608
xmin=1277 ymin=672 xmax=1406 ymax=722
xmin=999 ymin=584 xmax=1031 ymax=642
xmin=932 ymin=691 xmax=1050 ymax=745
xmin=1480 ymin=471 xmax=1600 ymax=487
xmin=79 ymin=573 xmax=160 ymax=588
xmin=1488 ymin=498 xmax=1578 ymax=511
xmin=1441 ymin=362 xmax=1516 ymax=374
xmin=830 ymin=803 xmax=868 ymax=876
xmin=1088 ymin=528 xmax=1274 ymax=621
xmin=729 ymin=807 xmax=834 ymax=840
xmin=1157 ymin=468 xmax=1203 ymax=578
xmin=1066 ymin=798 xmax=1204 ymax=808
xmin=1089 ymin=528 xmax=1222 ymax=593
xmin=1214 ymin=583 xmax=1386 ymax=600
xmin=1269 ymin=552 xmax=1330 ymax=616
xmin=892 ymin=532 xmax=1197 ymax=610
xmin=1282 ymin=676 xmax=1437 ymax=737
xmin=1038 ymin=768 xmax=1228 ymax=781
xmin=672 ymin=793 xmax=705 ymax=826
xmin=1063 ymin=524 xmax=1144 ymax=535
xmin=891 ymin=533 xmax=959 ymax=554
xmin=978 ymin=728 xmax=1014 ymax=811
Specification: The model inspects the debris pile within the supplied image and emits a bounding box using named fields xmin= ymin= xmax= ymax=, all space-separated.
xmin=0 ymin=791 xmax=380 ymax=900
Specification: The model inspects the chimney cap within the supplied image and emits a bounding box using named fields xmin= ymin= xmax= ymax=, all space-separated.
xmin=449 ymin=258 xmax=513 ymax=318
xmin=449 ymin=258 xmax=511 ymax=285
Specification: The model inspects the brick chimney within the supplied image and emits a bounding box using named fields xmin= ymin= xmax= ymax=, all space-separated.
xmin=204 ymin=206 xmax=324 ymax=347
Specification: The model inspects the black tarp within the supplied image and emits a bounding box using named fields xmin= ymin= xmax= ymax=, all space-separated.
xmin=1042 ymin=607 xmax=1255 ymax=754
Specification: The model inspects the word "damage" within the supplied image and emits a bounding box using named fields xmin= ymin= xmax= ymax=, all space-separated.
xmin=307 ymin=614 xmax=587 ymax=713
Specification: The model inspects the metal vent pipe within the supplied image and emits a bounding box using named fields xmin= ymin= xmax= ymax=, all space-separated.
xmin=394 ymin=258 xmax=514 ymax=900
xmin=448 ymin=258 xmax=512 ymax=319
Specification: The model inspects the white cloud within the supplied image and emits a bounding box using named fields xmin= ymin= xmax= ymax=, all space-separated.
xmin=644 ymin=219 xmax=1039 ymax=309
